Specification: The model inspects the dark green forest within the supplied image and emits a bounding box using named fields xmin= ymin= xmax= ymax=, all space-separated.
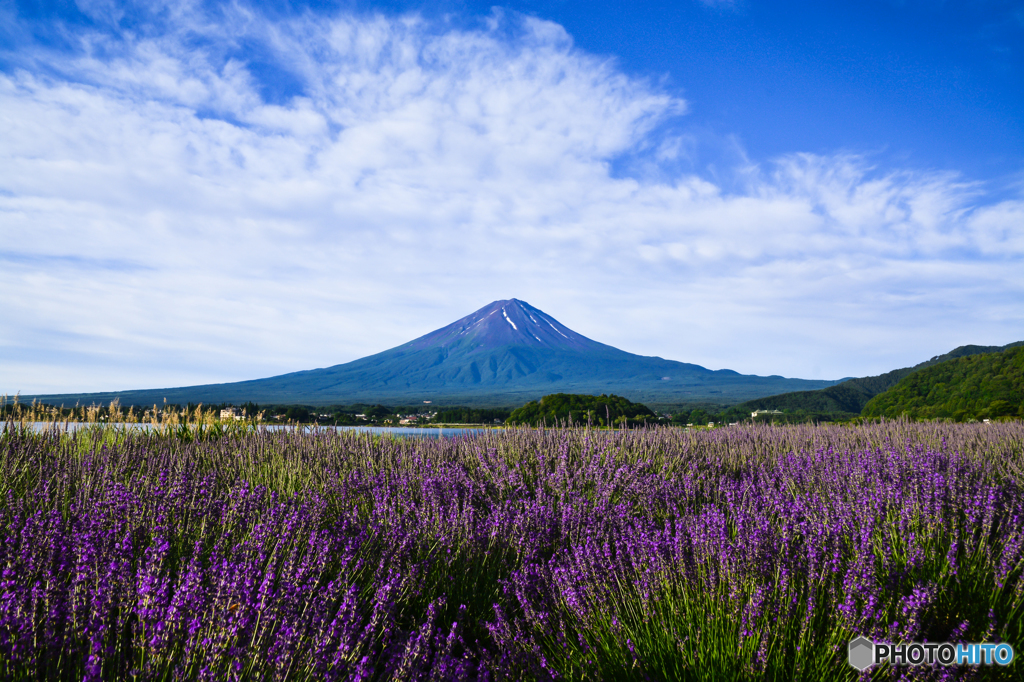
xmin=429 ymin=407 xmax=511 ymax=424
xmin=722 ymin=341 xmax=1024 ymax=423
xmin=862 ymin=346 xmax=1024 ymax=421
xmin=506 ymin=393 xmax=661 ymax=427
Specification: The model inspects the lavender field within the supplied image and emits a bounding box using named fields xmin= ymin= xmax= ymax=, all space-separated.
xmin=1 ymin=421 xmax=1022 ymax=680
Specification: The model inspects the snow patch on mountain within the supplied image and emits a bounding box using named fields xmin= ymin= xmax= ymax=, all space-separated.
xmin=546 ymin=320 xmax=568 ymax=339
xmin=503 ymin=309 xmax=518 ymax=331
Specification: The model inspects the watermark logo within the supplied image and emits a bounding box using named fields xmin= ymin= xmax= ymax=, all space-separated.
xmin=848 ymin=637 xmax=874 ymax=671
xmin=848 ymin=637 xmax=1014 ymax=670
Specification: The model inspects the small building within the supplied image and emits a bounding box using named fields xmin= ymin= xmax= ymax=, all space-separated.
xmin=751 ymin=410 xmax=783 ymax=418
xmin=220 ymin=407 xmax=244 ymax=421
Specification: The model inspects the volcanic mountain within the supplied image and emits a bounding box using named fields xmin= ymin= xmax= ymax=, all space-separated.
xmin=31 ymin=299 xmax=839 ymax=407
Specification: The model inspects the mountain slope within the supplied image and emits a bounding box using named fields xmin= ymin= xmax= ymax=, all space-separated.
xmin=863 ymin=345 xmax=1024 ymax=420
xmin=29 ymin=299 xmax=840 ymax=407
xmin=731 ymin=341 xmax=1024 ymax=418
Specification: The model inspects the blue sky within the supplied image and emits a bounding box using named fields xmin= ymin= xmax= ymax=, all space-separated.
xmin=1 ymin=0 xmax=1022 ymax=394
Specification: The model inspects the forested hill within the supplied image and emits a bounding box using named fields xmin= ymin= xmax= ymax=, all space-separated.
xmin=862 ymin=345 xmax=1024 ymax=420
xmin=728 ymin=341 xmax=1024 ymax=420
xmin=506 ymin=393 xmax=658 ymax=427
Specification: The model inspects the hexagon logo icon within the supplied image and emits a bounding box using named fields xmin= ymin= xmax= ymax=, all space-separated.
xmin=848 ymin=637 xmax=874 ymax=671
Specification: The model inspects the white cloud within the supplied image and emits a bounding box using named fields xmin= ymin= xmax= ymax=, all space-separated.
xmin=0 ymin=6 xmax=1021 ymax=394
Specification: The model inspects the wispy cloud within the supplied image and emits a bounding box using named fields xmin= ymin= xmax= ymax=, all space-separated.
xmin=1 ymin=4 xmax=1021 ymax=393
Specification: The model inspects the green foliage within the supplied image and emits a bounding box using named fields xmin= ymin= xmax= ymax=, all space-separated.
xmin=428 ymin=407 xmax=511 ymax=424
xmin=284 ymin=405 xmax=310 ymax=422
xmin=506 ymin=393 xmax=661 ymax=427
xmin=733 ymin=382 xmax=876 ymax=417
xmin=727 ymin=341 xmax=1024 ymax=424
xmin=329 ymin=411 xmax=360 ymax=425
xmin=863 ymin=346 xmax=1024 ymax=421
xmin=362 ymin=404 xmax=391 ymax=421
xmin=669 ymin=407 xmax=712 ymax=425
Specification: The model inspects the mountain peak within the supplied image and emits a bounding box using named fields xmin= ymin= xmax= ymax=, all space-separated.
xmin=403 ymin=299 xmax=608 ymax=354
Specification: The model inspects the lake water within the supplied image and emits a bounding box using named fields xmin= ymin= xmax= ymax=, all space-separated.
xmin=4 ymin=422 xmax=493 ymax=439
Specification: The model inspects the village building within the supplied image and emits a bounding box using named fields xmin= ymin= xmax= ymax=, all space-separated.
xmin=751 ymin=409 xmax=783 ymax=418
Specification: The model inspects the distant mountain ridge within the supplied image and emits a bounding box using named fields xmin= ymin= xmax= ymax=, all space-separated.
xmin=27 ymin=299 xmax=839 ymax=407
xmin=734 ymin=341 xmax=1024 ymax=418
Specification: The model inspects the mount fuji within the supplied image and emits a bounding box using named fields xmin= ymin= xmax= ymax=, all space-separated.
xmin=30 ymin=299 xmax=839 ymax=407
